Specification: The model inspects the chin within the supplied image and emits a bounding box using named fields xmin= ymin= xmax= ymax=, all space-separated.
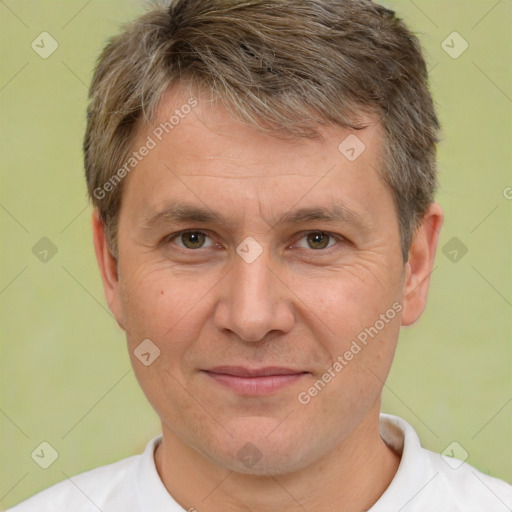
xmin=204 ymin=423 xmax=320 ymax=476
xmin=221 ymin=448 xmax=314 ymax=477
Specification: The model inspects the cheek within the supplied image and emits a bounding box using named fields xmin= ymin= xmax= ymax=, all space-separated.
xmin=119 ymin=265 xmax=214 ymax=357
xmin=119 ymin=267 xmax=216 ymax=418
xmin=287 ymin=260 xmax=403 ymax=406
xmin=288 ymin=258 xmax=403 ymax=339
xmin=295 ymin=308 xmax=401 ymax=438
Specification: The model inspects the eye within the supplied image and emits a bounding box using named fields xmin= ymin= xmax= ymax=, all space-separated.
xmin=295 ymin=231 xmax=339 ymax=250
xmin=164 ymin=230 xmax=343 ymax=254
xmin=170 ymin=231 xmax=215 ymax=250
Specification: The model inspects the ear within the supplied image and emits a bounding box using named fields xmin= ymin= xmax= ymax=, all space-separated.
xmin=92 ymin=210 xmax=125 ymax=331
xmin=401 ymin=202 xmax=444 ymax=326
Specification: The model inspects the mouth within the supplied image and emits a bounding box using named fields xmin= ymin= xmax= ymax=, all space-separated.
xmin=202 ymin=366 xmax=309 ymax=395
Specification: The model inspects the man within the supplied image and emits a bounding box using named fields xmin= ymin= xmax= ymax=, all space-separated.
xmin=9 ymin=0 xmax=512 ymax=510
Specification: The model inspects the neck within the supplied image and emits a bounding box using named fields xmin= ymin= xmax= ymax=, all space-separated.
xmin=154 ymin=404 xmax=400 ymax=512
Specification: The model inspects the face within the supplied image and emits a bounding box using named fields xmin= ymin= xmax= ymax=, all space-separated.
xmin=94 ymin=86 xmax=441 ymax=476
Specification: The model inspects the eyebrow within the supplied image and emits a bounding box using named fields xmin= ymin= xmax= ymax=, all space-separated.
xmin=141 ymin=202 xmax=371 ymax=232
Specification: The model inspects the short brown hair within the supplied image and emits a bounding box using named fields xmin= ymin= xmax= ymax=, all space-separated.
xmin=84 ymin=0 xmax=440 ymax=260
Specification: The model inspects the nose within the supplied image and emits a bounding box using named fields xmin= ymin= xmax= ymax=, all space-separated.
xmin=214 ymin=249 xmax=295 ymax=342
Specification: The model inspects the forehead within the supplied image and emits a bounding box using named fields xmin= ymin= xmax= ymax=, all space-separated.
xmin=122 ymin=85 xmax=394 ymax=229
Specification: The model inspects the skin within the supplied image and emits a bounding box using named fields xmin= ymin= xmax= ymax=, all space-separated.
xmin=93 ymin=86 xmax=443 ymax=512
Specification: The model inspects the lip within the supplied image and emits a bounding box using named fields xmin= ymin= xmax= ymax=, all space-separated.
xmin=203 ymin=366 xmax=309 ymax=395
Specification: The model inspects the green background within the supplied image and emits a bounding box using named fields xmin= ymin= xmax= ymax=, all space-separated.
xmin=1 ymin=0 xmax=511 ymax=508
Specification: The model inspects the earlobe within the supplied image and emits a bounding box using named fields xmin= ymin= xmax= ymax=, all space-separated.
xmin=92 ymin=210 xmax=125 ymax=330
xmin=401 ymin=203 xmax=444 ymax=326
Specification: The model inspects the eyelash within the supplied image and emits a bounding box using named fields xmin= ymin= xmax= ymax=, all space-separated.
xmin=163 ymin=230 xmax=345 ymax=255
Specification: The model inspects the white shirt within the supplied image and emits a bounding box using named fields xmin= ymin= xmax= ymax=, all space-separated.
xmin=8 ymin=414 xmax=512 ymax=511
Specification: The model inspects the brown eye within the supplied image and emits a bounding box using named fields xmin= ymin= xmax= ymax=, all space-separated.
xmin=306 ymin=232 xmax=331 ymax=249
xmin=180 ymin=231 xmax=207 ymax=249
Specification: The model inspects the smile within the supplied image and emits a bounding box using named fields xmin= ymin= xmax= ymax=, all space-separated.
xmin=202 ymin=366 xmax=309 ymax=395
